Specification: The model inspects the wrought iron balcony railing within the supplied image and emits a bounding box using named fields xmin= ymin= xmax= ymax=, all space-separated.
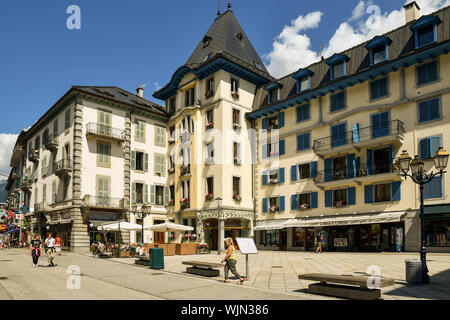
xmin=313 ymin=120 xmax=405 ymax=154
xmin=43 ymin=134 xmax=59 ymax=151
xmin=28 ymin=150 xmax=40 ymax=162
xmin=180 ymin=164 xmax=191 ymax=176
xmin=53 ymin=159 xmax=72 ymax=177
xmin=84 ymin=195 xmax=125 ymax=209
xmin=86 ymin=123 xmax=126 ymax=141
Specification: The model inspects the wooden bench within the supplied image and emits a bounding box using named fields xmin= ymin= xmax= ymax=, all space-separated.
xmin=298 ymin=273 xmax=395 ymax=300
xmin=182 ymin=261 xmax=224 ymax=277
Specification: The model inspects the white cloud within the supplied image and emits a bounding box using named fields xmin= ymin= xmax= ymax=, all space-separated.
xmin=0 ymin=134 xmax=18 ymax=176
xmin=264 ymin=0 xmax=450 ymax=78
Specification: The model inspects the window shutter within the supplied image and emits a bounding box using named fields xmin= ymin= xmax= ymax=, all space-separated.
xmin=347 ymin=154 xmax=355 ymax=178
xmin=310 ymin=161 xmax=318 ymax=178
xmin=391 ymin=181 xmax=401 ymax=201
xmin=432 ymin=176 xmax=442 ymax=197
xmin=430 ymin=136 xmax=441 ymax=159
xmin=352 ymin=124 xmax=360 ymax=143
xmin=325 ymin=158 xmax=332 ymax=182
xmin=148 ymin=185 xmax=154 ymax=204
xmin=389 ymin=144 xmax=394 ymax=167
xmin=164 ymin=187 xmax=170 ymax=206
xmin=278 ymin=112 xmax=285 ymax=128
xmin=279 ymin=168 xmax=285 ymax=183
xmin=262 ymin=198 xmax=268 ymax=213
xmin=262 ymin=171 xmax=268 ymax=186
xmin=311 ymin=192 xmax=318 ymax=209
xmin=132 ymin=183 xmax=136 ymax=204
xmin=367 ymin=149 xmax=373 ymax=175
xmin=291 ymin=165 xmax=298 ymax=182
xmin=262 ymin=118 xmax=268 ymax=130
xmin=419 ymin=138 xmax=430 ymax=160
xmin=291 ymin=195 xmax=298 ymax=211
xmin=348 ymin=187 xmax=356 ymax=206
xmin=262 ymin=144 xmax=268 ymax=159
xmin=279 ymin=196 xmax=285 ymax=212
xmin=423 ymin=180 xmax=431 ymax=198
xmin=144 ymin=153 xmax=149 ymax=172
xmin=131 ymin=151 xmax=136 ymax=170
xmin=154 ymin=154 xmax=159 ymax=174
xmin=325 ymin=190 xmax=332 ymax=208
xmin=304 ymin=133 xmax=310 ymax=149
xmin=365 ymin=185 xmax=373 ymax=203
xmin=297 ymin=135 xmax=303 ymax=151
xmin=279 ymin=140 xmax=285 ymax=155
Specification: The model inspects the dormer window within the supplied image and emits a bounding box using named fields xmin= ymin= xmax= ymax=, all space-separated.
xmin=410 ymin=15 xmax=441 ymax=49
xmin=265 ymin=82 xmax=282 ymax=104
xmin=365 ymin=36 xmax=392 ymax=66
xmin=326 ymin=54 xmax=349 ymax=81
xmin=203 ymin=36 xmax=212 ymax=48
xmin=293 ymin=68 xmax=313 ymax=93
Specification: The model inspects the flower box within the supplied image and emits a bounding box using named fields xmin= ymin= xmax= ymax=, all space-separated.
xmin=270 ymin=206 xmax=280 ymax=213
xmin=206 ymin=122 xmax=214 ymax=130
xmin=334 ymin=201 xmax=346 ymax=208
xmin=233 ymin=194 xmax=241 ymax=201
xmin=299 ymin=203 xmax=310 ymax=211
xmin=269 ymin=178 xmax=279 ymax=184
xmin=233 ymin=123 xmax=241 ymax=130
xmin=205 ymin=193 xmax=214 ymax=201
xmin=231 ymin=91 xmax=239 ymax=99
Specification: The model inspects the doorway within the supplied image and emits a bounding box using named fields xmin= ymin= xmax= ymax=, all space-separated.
xmin=280 ymin=229 xmax=287 ymax=251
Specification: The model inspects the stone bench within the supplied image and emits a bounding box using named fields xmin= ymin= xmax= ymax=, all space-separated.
xmin=298 ymin=273 xmax=395 ymax=300
xmin=182 ymin=261 xmax=224 ymax=277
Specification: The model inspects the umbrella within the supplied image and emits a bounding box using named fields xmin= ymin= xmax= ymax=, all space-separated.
xmin=148 ymin=222 xmax=194 ymax=232
xmin=97 ymin=221 xmax=150 ymax=231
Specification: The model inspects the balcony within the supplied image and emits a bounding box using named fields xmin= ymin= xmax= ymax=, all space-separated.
xmin=314 ymin=160 xmax=397 ymax=188
xmin=83 ymin=195 xmax=125 ymax=210
xmin=180 ymin=198 xmax=191 ymax=210
xmin=86 ymin=123 xmax=126 ymax=143
xmin=312 ymin=120 xmax=405 ymax=157
xmin=180 ymin=130 xmax=191 ymax=145
xmin=53 ymin=159 xmax=72 ymax=177
xmin=34 ymin=203 xmax=49 ymax=213
xmin=20 ymin=176 xmax=32 ymax=191
xmin=28 ymin=150 xmax=40 ymax=162
xmin=44 ymin=134 xmax=59 ymax=152
xmin=180 ymin=164 xmax=191 ymax=177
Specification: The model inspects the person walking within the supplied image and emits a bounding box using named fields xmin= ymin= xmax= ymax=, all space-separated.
xmin=315 ymin=232 xmax=322 ymax=253
xmin=30 ymin=234 xmax=43 ymax=267
xmin=55 ymin=234 xmax=62 ymax=256
xmin=44 ymin=233 xmax=56 ymax=267
xmin=0 ymin=236 xmax=3 ymax=250
xmin=221 ymin=237 xmax=244 ymax=285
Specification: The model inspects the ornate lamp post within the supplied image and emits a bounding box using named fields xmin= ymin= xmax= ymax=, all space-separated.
xmin=215 ymin=197 xmax=223 ymax=255
xmin=132 ymin=203 xmax=151 ymax=244
xmin=397 ymin=147 xmax=449 ymax=284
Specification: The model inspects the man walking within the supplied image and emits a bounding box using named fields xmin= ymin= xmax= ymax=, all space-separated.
xmin=315 ymin=232 xmax=323 ymax=253
xmin=44 ymin=233 xmax=56 ymax=267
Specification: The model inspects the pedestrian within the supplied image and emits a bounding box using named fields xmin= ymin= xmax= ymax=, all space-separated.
xmin=55 ymin=234 xmax=62 ymax=255
xmin=5 ymin=234 xmax=10 ymax=248
xmin=44 ymin=233 xmax=56 ymax=267
xmin=221 ymin=237 xmax=244 ymax=285
xmin=30 ymin=234 xmax=43 ymax=268
xmin=315 ymin=232 xmax=322 ymax=253
xmin=0 ymin=236 xmax=3 ymax=250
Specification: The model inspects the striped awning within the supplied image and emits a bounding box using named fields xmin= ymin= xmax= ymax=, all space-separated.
xmin=254 ymin=219 xmax=288 ymax=231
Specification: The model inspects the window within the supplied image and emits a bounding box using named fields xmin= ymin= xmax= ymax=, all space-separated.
xmin=184 ymin=87 xmax=195 ymax=107
xmin=135 ymin=120 xmax=146 ymax=142
xmin=333 ymin=189 xmax=347 ymax=207
xmin=372 ymin=45 xmax=387 ymax=65
xmin=136 ymin=152 xmax=144 ymax=171
xmin=371 ymin=112 xmax=389 ymax=138
xmin=268 ymin=88 xmax=279 ymax=104
xmin=232 ymin=109 xmax=240 ymax=126
xmin=370 ymin=77 xmax=389 ymax=100
xmin=169 ymin=126 xmax=175 ymax=142
xmin=65 ymin=109 xmax=71 ymax=130
xmin=417 ymin=24 xmax=436 ymax=48
xmin=333 ymin=62 xmax=345 ymax=79
xmin=181 ymin=180 xmax=190 ymax=207
xmin=169 ymin=185 xmax=175 ymax=202
xmin=135 ymin=183 xmax=144 ymax=204
xmin=373 ymin=147 xmax=391 ymax=174
xmin=155 ymin=126 xmax=166 ymax=147
xmin=206 ymin=143 xmax=214 ymax=163
xmin=299 ymin=76 xmax=310 ymax=92
xmin=207 ymin=177 xmax=214 ymax=196
xmin=424 ymin=176 xmax=443 ymax=199
xmin=169 ymin=98 xmax=176 ymax=114
xmin=206 ymin=78 xmax=215 ymax=98
xmin=418 ymin=98 xmax=440 ymax=123
xmin=417 ymin=61 xmax=438 ymax=86
xmin=267 ymin=115 xmax=278 ymax=130
xmin=154 ymin=153 xmax=165 ymax=175
xmin=330 ymin=91 xmax=346 ymax=112
xmin=233 ymin=177 xmax=240 ymax=196
xmin=299 ymin=193 xmax=311 ymax=209
xmin=296 ymin=104 xmax=310 ymax=123
xmin=97 ymin=176 xmax=110 ymax=200
xmin=269 ymin=197 xmax=279 ymax=209
xmin=155 ymin=186 xmax=164 ymax=205
xmin=231 ymin=78 xmax=239 ymax=93
xmin=374 ymin=183 xmax=391 ymax=203
xmin=269 ymin=170 xmax=279 ymax=183
xmin=233 ymin=142 xmax=241 ymax=164
xmin=298 ymin=163 xmax=310 ymax=180
xmin=131 ymin=151 xmax=148 ymax=172
xmin=297 ymin=133 xmax=310 ymax=151
xmin=97 ymin=142 xmax=111 ymax=168
xmin=53 ymin=120 xmax=59 ymax=136
xmin=419 ymin=136 xmax=441 ymax=160
xmin=206 ymin=109 xmax=214 ymax=129
xmin=35 ymin=136 xmax=41 ymax=150
xmin=42 ymin=184 xmax=47 ymax=205
xmin=331 ymin=123 xmax=347 ymax=148
xmin=52 ymin=180 xmax=57 ymax=203
xmin=259 ymin=230 xmax=280 ymax=247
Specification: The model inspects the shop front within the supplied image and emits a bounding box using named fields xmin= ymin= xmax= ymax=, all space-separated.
xmin=88 ymin=211 xmax=121 ymax=246
xmin=47 ymin=211 xmax=73 ymax=249
xmin=254 ymin=219 xmax=289 ymax=251
xmin=424 ymin=204 xmax=450 ymax=252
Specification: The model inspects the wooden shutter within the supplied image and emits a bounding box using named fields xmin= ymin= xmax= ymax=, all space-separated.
xmin=365 ymin=185 xmax=374 ymax=203
xmin=149 ymin=185 xmax=155 ymax=204
xmin=325 ymin=158 xmax=332 ymax=182
xmin=367 ymin=149 xmax=373 ymax=175
xmin=144 ymin=153 xmax=149 ymax=172
xmin=132 ymin=183 xmax=136 ymax=204
xmin=145 ymin=184 xmax=150 ymax=204
xmin=347 ymin=154 xmax=355 ymax=178
xmin=131 ymin=151 xmax=136 ymax=170
xmin=391 ymin=181 xmax=401 ymax=201
xmin=430 ymin=136 xmax=441 ymax=158
xmin=348 ymin=187 xmax=356 ymax=206
xmin=154 ymin=154 xmax=159 ymax=174
xmin=291 ymin=195 xmax=298 ymax=211
xmin=262 ymin=171 xmax=268 ymax=186
xmin=279 ymin=168 xmax=285 ymax=183
xmin=279 ymin=140 xmax=285 ymax=155
xmin=262 ymin=198 xmax=268 ymax=213
xmin=279 ymin=196 xmax=285 ymax=212
xmin=310 ymin=161 xmax=318 ymax=178
xmin=311 ymin=192 xmax=318 ymax=209
xmin=164 ymin=187 xmax=170 ymax=206
xmin=325 ymin=190 xmax=332 ymax=207
xmin=291 ymin=165 xmax=298 ymax=182
xmin=278 ymin=112 xmax=285 ymax=128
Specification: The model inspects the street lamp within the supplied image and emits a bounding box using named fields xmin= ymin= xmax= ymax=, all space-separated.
xmin=133 ymin=203 xmax=151 ymax=244
xmin=215 ymin=197 xmax=222 ymax=255
xmin=397 ymin=148 xmax=449 ymax=284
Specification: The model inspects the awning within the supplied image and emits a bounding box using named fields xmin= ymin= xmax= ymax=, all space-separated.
xmin=283 ymin=211 xmax=406 ymax=228
xmin=89 ymin=220 xmax=116 ymax=228
xmin=254 ymin=219 xmax=287 ymax=231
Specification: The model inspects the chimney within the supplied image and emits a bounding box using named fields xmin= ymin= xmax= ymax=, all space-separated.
xmin=136 ymin=85 xmax=144 ymax=98
xmin=404 ymin=1 xmax=420 ymax=24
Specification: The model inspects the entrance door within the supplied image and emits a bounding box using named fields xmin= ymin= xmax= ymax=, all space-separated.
xmin=154 ymin=220 xmax=165 ymax=244
xmin=280 ymin=229 xmax=287 ymax=251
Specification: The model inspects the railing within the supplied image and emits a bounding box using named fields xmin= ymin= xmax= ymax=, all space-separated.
xmin=43 ymin=134 xmax=59 ymax=150
xmin=180 ymin=164 xmax=191 ymax=176
xmin=86 ymin=122 xmax=126 ymax=141
xmin=84 ymin=195 xmax=125 ymax=208
xmin=34 ymin=203 xmax=48 ymax=212
xmin=314 ymin=160 xmax=395 ymax=184
xmin=180 ymin=130 xmax=191 ymax=144
xmin=313 ymin=120 xmax=405 ymax=153
xmin=53 ymin=159 xmax=73 ymax=174
xmin=180 ymin=199 xmax=191 ymax=210
xmin=28 ymin=150 xmax=40 ymax=162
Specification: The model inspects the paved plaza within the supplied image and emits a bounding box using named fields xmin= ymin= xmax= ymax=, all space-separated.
xmin=1 ymin=247 xmax=449 ymax=300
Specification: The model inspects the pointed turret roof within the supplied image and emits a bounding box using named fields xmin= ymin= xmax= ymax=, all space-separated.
xmin=185 ymin=10 xmax=268 ymax=73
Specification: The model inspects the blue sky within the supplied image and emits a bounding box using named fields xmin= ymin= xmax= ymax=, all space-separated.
xmin=0 ymin=0 xmax=448 ymax=174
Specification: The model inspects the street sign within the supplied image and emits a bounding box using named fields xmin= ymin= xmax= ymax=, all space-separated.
xmin=236 ymin=237 xmax=258 ymax=254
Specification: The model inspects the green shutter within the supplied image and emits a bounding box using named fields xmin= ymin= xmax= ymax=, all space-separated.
xmin=132 ymin=183 xmax=136 ymax=203
xmin=131 ymin=151 xmax=136 ymax=170
xmin=144 ymin=153 xmax=149 ymax=172
xmin=144 ymin=184 xmax=149 ymax=204
xmin=150 ymin=185 xmax=155 ymax=204
xmin=164 ymin=187 xmax=170 ymax=206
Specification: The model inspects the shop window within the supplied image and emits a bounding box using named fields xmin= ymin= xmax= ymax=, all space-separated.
xmin=260 ymin=230 xmax=280 ymax=247
xmin=374 ymin=183 xmax=391 ymax=203
xmin=425 ymin=218 xmax=450 ymax=247
xmin=292 ymin=228 xmax=307 ymax=248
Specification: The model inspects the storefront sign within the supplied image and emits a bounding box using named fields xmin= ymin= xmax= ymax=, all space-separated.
xmin=334 ymin=238 xmax=348 ymax=247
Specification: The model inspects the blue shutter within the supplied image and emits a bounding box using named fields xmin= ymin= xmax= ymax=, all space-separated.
xmin=365 ymin=185 xmax=373 ymax=203
xmin=311 ymin=192 xmax=318 ymax=209
xmin=432 ymin=176 xmax=443 ymax=198
xmin=325 ymin=190 xmax=332 ymax=207
xmin=291 ymin=165 xmax=298 ymax=182
xmin=430 ymin=136 xmax=441 ymax=159
xmin=347 ymin=154 xmax=355 ymax=178
xmin=352 ymin=124 xmax=360 ymax=143
xmin=262 ymin=171 xmax=268 ymax=186
xmin=429 ymin=98 xmax=440 ymax=120
xmin=367 ymin=149 xmax=373 ymax=175
xmin=297 ymin=135 xmax=303 ymax=151
xmin=391 ymin=181 xmax=401 ymax=201
xmin=262 ymin=144 xmax=268 ymax=159
xmin=419 ymin=138 xmax=430 ymax=160
xmin=348 ymin=187 xmax=356 ymax=206
xmin=389 ymin=144 xmax=394 ymax=167
xmin=279 ymin=140 xmax=285 ymax=155
xmin=423 ymin=180 xmax=431 ymax=198
xmin=279 ymin=196 xmax=285 ymax=212
xmin=310 ymin=161 xmax=318 ymax=178
xmin=262 ymin=118 xmax=268 ymax=130
xmin=278 ymin=112 xmax=285 ymax=128
xmin=325 ymin=158 xmax=332 ymax=182
xmin=291 ymin=195 xmax=299 ymax=211
xmin=371 ymin=112 xmax=389 ymax=138
xmin=279 ymin=168 xmax=285 ymax=184
xmin=356 ymin=157 xmax=361 ymax=174
xmin=303 ymin=133 xmax=311 ymax=149
xmin=262 ymin=198 xmax=268 ymax=213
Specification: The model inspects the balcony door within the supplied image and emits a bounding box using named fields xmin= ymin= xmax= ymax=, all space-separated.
xmin=371 ymin=112 xmax=389 ymax=138
xmin=331 ymin=123 xmax=346 ymax=148
xmin=98 ymin=110 xmax=112 ymax=135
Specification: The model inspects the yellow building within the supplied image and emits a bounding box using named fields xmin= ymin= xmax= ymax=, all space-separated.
xmin=247 ymin=2 xmax=450 ymax=253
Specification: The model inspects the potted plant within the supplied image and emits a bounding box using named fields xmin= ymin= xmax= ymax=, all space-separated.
xmin=168 ymin=233 xmax=175 ymax=243
xmin=270 ymin=205 xmax=280 ymax=213
xmin=168 ymin=168 xmax=175 ymax=174
xmin=181 ymin=198 xmax=189 ymax=209
xmin=167 ymin=199 xmax=175 ymax=207
xmin=183 ymin=233 xmax=189 ymax=242
xmin=233 ymin=193 xmax=241 ymax=201
xmin=206 ymin=122 xmax=214 ymax=130
xmin=233 ymin=123 xmax=241 ymax=130
xmin=269 ymin=178 xmax=279 ymax=184
xmin=231 ymin=91 xmax=239 ymax=99
xmin=205 ymin=193 xmax=214 ymax=201
xmin=189 ymin=234 xmax=197 ymax=241
xmin=299 ymin=203 xmax=310 ymax=211
xmin=334 ymin=201 xmax=346 ymax=208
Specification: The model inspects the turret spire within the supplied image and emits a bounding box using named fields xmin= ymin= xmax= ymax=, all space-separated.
xmin=228 ymin=0 xmax=232 ymax=10
xmin=217 ymin=1 xmax=221 ymax=16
